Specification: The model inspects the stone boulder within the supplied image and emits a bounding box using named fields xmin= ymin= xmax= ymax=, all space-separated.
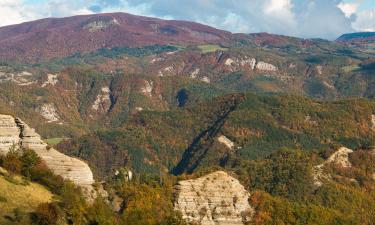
xmin=174 ymin=171 xmax=253 ymax=225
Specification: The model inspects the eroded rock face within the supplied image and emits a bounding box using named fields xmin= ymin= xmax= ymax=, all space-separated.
xmin=83 ymin=18 xmax=120 ymax=32
xmin=92 ymin=87 xmax=111 ymax=113
xmin=37 ymin=104 xmax=61 ymax=123
xmin=0 ymin=115 xmax=20 ymax=155
xmin=174 ymin=171 xmax=253 ymax=225
xmin=41 ymin=74 xmax=58 ymax=87
xmin=256 ymin=61 xmax=278 ymax=71
xmin=0 ymin=70 xmax=36 ymax=86
xmin=0 ymin=114 xmax=95 ymax=198
xmin=326 ymin=147 xmax=353 ymax=168
xmin=217 ymin=135 xmax=234 ymax=149
xmin=313 ymin=147 xmax=354 ymax=186
xmin=141 ymin=80 xmax=154 ymax=97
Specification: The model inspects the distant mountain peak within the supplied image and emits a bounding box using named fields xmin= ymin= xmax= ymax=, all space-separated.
xmin=0 ymin=12 xmax=232 ymax=62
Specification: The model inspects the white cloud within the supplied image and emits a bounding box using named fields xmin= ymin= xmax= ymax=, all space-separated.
xmin=0 ymin=0 xmax=40 ymax=27
xmin=337 ymin=2 xmax=358 ymax=18
xmin=352 ymin=8 xmax=375 ymax=32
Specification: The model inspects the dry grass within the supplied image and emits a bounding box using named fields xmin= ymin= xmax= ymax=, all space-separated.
xmin=0 ymin=167 xmax=53 ymax=223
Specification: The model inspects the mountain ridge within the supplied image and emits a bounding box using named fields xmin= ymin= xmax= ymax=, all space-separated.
xmin=0 ymin=12 xmax=233 ymax=62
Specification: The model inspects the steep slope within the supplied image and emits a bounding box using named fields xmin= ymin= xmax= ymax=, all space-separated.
xmin=0 ymin=168 xmax=53 ymax=224
xmin=0 ymin=12 xmax=232 ymax=62
xmin=0 ymin=114 xmax=95 ymax=197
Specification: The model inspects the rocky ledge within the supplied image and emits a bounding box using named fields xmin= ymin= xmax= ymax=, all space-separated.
xmin=0 ymin=114 xmax=95 ymax=198
xmin=174 ymin=171 xmax=253 ymax=225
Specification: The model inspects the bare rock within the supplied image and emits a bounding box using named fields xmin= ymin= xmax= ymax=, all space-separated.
xmin=217 ymin=135 xmax=234 ymax=149
xmin=141 ymin=80 xmax=154 ymax=97
xmin=174 ymin=171 xmax=253 ymax=225
xmin=0 ymin=114 xmax=95 ymax=199
xmin=92 ymin=87 xmax=111 ymax=112
xmin=83 ymin=18 xmax=120 ymax=32
xmin=190 ymin=68 xmax=200 ymax=79
xmin=326 ymin=147 xmax=353 ymax=168
xmin=201 ymin=76 xmax=211 ymax=83
xmin=313 ymin=147 xmax=354 ymax=186
xmin=256 ymin=61 xmax=278 ymax=71
xmin=41 ymin=74 xmax=58 ymax=87
xmin=0 ymin=115 xmax=20 ymax=155
xmin=36 ymin=104 xmax=61 ymax=123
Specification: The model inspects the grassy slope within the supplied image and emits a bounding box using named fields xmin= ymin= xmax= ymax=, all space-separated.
xmin=0 ymin=168 xmax=53 ymax=224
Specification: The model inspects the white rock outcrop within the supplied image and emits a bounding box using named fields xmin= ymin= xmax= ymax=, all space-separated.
xmin=83 ymin=18 xmax=119 ymax=32
xmin=174 ymin=171 xmax=253 ymax=225
xmin=0 ymin=114 xmax=95 ymax=198
xmin=371 ymin=115 xmax=375 ymax=131
xmin=217 ymin=135 xmax=235 ymax=149
xmin=190 ymin=68 xmax=200 ymax=79
xmin=201 ymin=76 xmax=211 ymax=83
xmin=225 ymin=58 xmax=235 ymax=66
xmin=326 ymin=147 xmax=353 ymax=168
xmin=92 ymin=87 xmax=111 ymax=112
xmin=0 ymin=115 xmax=21 ymax=155
xmin=316 ymin=65 xmax=323 ymax=75
xmin=37 ymin=104 xmax=61 ymax=123
xmin=141 ymin=80 xmax=153 ymax=97
xmin=41 ymin=74 xmax=58 ymax=87
xmin=0 ymin=70 xmax=36 ymax=86
xmin=224 ymin=57 xmax=256 ymax=70
xmin=313 ymin=147 xmax=354 ymax=186
xmin=256 ymin=61 xmax=278 ymax=71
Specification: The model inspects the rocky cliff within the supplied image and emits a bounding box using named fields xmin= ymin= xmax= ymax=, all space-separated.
xmin=174 ymin=171 xmax=253 ymax=225
xmin=0 ymin=114 xmax=95 ymax=197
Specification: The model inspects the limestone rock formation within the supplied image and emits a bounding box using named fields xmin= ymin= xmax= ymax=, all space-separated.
xmin=224 ymin=57 xmax=256 ymax=71
xmin=41 ymin=73 xmax=58 ymax=87
xmin=217 ymin=135 xmax=234 ymax=149
xmin=174 ymin=171 xmax=253 ymax=225
xmin=313 ymin=147 xmax=354 ymax=186
xmin=0 ymin=114 xmax=95 ymax=198
xmin=326 ymin=147 xmax=353 ymax=168
xmin=256 ymin=61 xmax=278 ymax=71
xmin=0 ymin=115 xmax=20 ymax=155
xmin=36 ymin=104 xmax=61 ymax=123
xmin=92 ymin=87 xmax=111 ymax=113
xmin=141 ymin=80 xmax=154 ymax=97
xmin=83 ymin=18 xmax=120 ymax=32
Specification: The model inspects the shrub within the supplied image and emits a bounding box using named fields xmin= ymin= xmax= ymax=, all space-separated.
xmin=31 ymin=203 xmax=60 ymax=225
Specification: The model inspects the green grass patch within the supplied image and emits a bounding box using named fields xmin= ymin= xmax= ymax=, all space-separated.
xmin=198 ymin=44 xmax=228 ymax=53
xmin=44 ymin=138 xmax=68 ymax=146
xmin=342 ymin=64 xmax=360 ymax=73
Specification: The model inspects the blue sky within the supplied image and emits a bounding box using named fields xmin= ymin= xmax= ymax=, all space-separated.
xmin=1 ymin=0 xmax=375 ymax=39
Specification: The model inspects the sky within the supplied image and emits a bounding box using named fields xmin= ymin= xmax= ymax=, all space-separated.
xmin=1 ymin=0 xmax=375 ymax=40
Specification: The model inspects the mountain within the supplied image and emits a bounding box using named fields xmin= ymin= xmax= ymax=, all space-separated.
xmin=337 ymin=32 xmax=375 ymax=43
xmin=0 ymin=12 xmax=232 ymax=62
xmin=1 ymin=12 xmax=375 ymax=225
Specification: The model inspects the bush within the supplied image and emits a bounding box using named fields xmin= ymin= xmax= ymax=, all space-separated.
xmin=29 ymin=162 xmax=64 ymax=193
xmin=31 ymin=203 xmax=60 ymax=225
